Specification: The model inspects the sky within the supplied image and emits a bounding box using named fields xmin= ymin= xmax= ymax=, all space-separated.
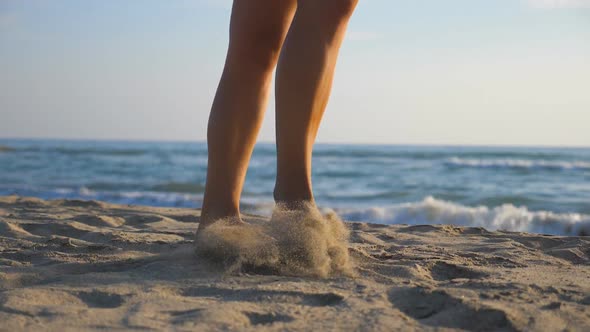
xmin=1 ymin=0 xmax=589 ymax=146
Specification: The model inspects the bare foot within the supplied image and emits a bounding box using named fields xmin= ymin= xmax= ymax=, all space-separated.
xmin=196 ymin=214 xmax=245 ymax=238
xmin=194 ymin=216 xmax=279 ymax=271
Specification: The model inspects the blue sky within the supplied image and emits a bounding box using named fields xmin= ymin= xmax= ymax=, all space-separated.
xmin=1 ymin=0 xmax=589 ymax=146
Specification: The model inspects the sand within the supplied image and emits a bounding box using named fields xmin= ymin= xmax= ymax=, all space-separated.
xmin=0 ymin=195 xmax=589 ymax=331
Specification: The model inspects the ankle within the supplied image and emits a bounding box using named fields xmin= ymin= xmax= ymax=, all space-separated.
xmin=200 ymin=202 xmax=241 ymax=226
xmin=273 ymin=187 xmax=315 ymax=210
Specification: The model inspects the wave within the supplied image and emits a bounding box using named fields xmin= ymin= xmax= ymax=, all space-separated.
xmin=9 ymin=146 xmax=149 ymax=156
xmin=3 ymin=184 xmax=588 ymax=236
xmin=0 ymin=145 xmax=15 ymax=153
xmin=311 ymin=146 xmax=587 ymax=161
xmin=335 ymin=197 xmax=590 ymax=236
xmin=150 ymin=182 xmax=205 ymax=194
xmin=445 ymin=157 xmax=590 ymax=170
xmin=52 ymin=147 xmax=149 ymax=156
xmin=79 ymin=187 xmax=201 ymax=207
xmin=0 ymin=186 xmax=201 ymax=208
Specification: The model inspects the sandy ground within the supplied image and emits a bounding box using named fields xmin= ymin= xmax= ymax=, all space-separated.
xmin=0 ymin=195 xmax=589 ymax=331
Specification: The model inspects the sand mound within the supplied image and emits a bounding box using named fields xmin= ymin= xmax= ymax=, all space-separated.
xmin=194 ymin=204 xmax=353 ymax=278
xmin=194 ymin=220 xmax=280 ymax=273
xmin=268 ymin=204 xmax=353 ymax=277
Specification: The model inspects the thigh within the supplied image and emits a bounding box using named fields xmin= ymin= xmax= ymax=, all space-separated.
xmin=228 ymin=0 xmax=297 ymax=57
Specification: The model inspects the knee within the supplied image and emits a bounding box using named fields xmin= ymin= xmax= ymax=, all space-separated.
xmin=326 ymin=0 xmax=359 ymax=20
xmin=299 ymin=0 xmax=358 ymax=24
xmin=227 ymin=25 xmax=285 ymax=72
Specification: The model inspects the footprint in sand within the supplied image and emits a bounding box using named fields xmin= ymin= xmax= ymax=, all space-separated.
xmin=181 ymin=286 xmax=344 ymax=307
xmin=75 ymin=290 xmax=126 ymax=309
xmin=388 ymin=287 xmax=517 ymax=331
xmin=244 ymin=312 xmax=295 ymax=326
xmin=423 ymin=261 xmax=488 ymax=281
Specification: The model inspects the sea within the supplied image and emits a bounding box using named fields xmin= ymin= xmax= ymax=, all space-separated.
xmin=1 ymin=139 xmax=589 ymax=236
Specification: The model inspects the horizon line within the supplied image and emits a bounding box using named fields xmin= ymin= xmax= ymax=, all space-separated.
xmin=1 ymin=136 xmax=589 ymax=149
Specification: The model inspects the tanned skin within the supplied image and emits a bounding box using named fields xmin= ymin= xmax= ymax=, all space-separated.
xmin=201 ymin=0 xmax=359 ymax=228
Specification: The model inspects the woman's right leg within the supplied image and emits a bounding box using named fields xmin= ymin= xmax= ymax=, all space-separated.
xmin=274 ymin=0 xmax=358 ymax=207
xmin=201 ymin=0 xmax=296 ymax=228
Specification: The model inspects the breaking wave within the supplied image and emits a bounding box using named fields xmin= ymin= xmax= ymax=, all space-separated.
xmin=446 ymin=157 xmax=590 ymax=171
xmin=335 ymin=196 xmax=590 ymax=236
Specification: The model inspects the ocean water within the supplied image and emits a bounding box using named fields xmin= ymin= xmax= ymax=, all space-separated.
xmin=1 ymin=139 xmax=589 ymax=236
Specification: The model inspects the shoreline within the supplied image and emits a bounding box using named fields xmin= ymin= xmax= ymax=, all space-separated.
xmin=1 ymin=195 xmax=589 ymax=330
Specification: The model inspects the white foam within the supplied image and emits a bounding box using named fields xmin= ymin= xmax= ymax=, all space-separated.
xmin=78 ymin=187 xmax=95 ymax=196
xmin=336 ymin=196 xmax=590 ymax=236
xmin=446 ymin=157 xmax=590 ymax=170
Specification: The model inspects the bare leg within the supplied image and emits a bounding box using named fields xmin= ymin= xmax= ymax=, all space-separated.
xmin=201 ymin=0 xmax=296 ymax=227
xmin=274 ymin=0 xmax=358 ymax=207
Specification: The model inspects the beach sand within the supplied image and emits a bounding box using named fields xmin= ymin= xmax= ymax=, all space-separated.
xmin=0 ymin=195 xmax=588 ymax=331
